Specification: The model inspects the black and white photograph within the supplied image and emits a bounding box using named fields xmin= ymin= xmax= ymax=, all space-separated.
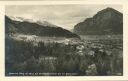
xmin=5 ymin=5 xmax=123 ymax=76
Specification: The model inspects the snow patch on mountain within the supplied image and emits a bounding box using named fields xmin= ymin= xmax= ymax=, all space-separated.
xmin=9 ymin=16 xmax=58 ymax=27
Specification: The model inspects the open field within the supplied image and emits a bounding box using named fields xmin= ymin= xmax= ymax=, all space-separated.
xmin=80 ymin=35 xmax=123 ymax=40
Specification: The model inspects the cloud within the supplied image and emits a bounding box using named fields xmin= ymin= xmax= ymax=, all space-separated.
xmin=6 ymin=5 xmax=122 ymax=30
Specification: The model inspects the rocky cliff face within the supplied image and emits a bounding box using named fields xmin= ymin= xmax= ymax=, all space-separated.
xmin=74 ymin=8 xmax=123 ymax=35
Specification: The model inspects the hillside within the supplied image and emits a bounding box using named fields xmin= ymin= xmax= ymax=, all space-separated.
xmin=74 ymin=7 xmax=123 ymax=35
xmin=5 ymin=16 xmax=80 ymax=38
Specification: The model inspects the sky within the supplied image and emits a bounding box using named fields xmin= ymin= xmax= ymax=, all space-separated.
xmin=6 ymin=5 xmax=123 ymax=30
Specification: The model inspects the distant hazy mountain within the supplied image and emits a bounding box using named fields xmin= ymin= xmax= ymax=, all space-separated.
xmin=5 ymin=16 xmax=80 ymax=38
xmin=9 ymin=16 xmax=58 ymax=27
xmin=36 ymin=20 xmax=58 ymax=27
xmin=74 ymin=7 xmax=123 ymax=35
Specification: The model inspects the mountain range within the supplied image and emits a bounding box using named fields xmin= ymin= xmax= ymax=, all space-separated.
xmin=73 ymin=7 xmax=123 ymax=35
xmin=5 ymin=16 xmax=80 ymax=38
xmin=9 ymin=16 xmax=58 ymax=27
xmin=5 ymin=7 xmax=123 ymax=39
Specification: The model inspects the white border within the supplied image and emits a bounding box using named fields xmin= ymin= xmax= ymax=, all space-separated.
xmin=0 ymin=0 xmax=128 ymax=81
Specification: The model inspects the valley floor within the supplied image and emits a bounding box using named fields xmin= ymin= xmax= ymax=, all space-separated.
xmin=5 ymin=34 xmax=123 ymax=76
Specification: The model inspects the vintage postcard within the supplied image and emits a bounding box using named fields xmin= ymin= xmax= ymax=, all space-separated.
xmin=5 ymin=5 xmax=123 ymax=76
xmin=0 ymin=0 xmax=128 ymax=81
